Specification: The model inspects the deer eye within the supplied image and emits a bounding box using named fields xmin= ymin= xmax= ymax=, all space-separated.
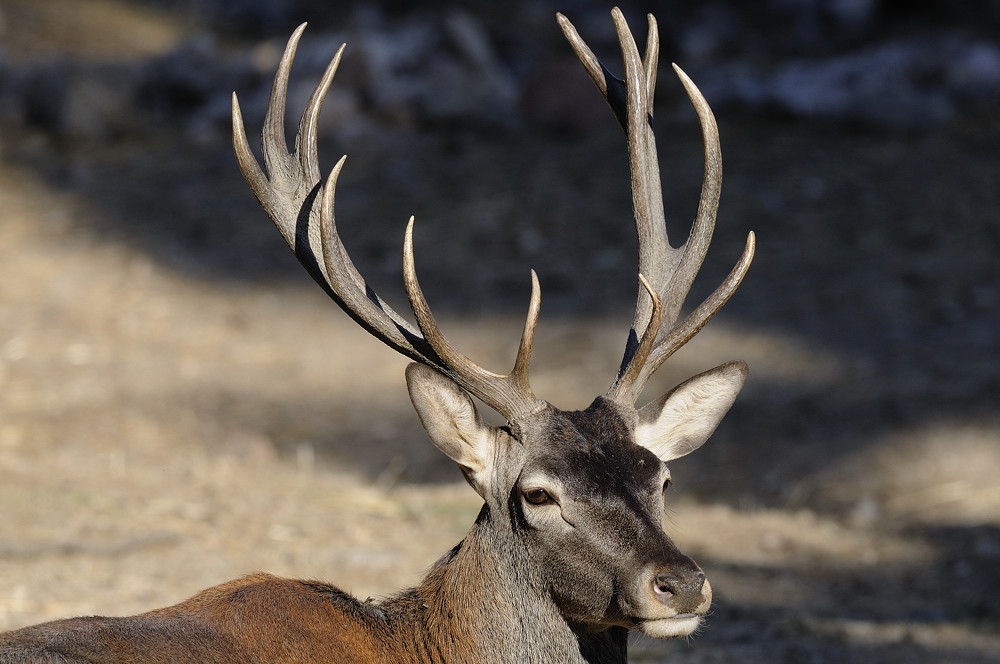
xmin=662 ymin=478 xmax=672 ymax=492
xmin=523 ymin=488 xmax=554 ymax=505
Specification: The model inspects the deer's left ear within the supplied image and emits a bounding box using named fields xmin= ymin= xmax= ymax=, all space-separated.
xmin=634 ymin=361 xmax=748 ymax=463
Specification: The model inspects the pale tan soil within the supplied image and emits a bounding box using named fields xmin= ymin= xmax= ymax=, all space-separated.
xmin=1 ymin=2 xmax=999 ymax=663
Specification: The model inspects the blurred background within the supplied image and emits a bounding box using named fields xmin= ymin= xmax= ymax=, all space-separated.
xmin=1 ymin=0 xmax=998 ymax=661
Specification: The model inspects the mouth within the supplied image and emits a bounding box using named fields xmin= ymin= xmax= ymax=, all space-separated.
xmin=636 ymin=613 xmax=703 ymax=639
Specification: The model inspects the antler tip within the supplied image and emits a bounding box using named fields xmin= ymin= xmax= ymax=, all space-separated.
xmin=671 ymin=64 xmax=713 ymax=115
xmin=330 ymin=154 xmax=348 ymax=179
xmin=611 ymin=7 xmax=631 ymax=33
xmin=321 ymin=155 xmax=347 ymax=209
xmin=230 ymin=92 xmax=243 ymax=125
xmin=637 ymin=272 xmax=662 ymax=309
xmin=743 ymin=230 xmax=756 ymax=264
xmin=527 ymin=269 xmax=541 ymax=311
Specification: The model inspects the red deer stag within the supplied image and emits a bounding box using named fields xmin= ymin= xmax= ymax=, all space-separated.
xmin=0 ymin=8 xmax=754 ymax=664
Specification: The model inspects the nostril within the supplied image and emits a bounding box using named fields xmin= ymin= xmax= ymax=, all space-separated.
xmin=653 ymin=574 xmax=677 ymax=598
xmin=689 ymin=571 xmax=707 ymax=594
xmin=653 ymin=571 xmax=706 ymax=603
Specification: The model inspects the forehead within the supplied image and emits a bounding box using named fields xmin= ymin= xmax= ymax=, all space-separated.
xmin=522 ymin=397 xmax=663 ymax=494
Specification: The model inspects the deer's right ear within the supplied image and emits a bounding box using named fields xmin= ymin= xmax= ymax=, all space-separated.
xmin=406 ymin=363 xmax=497 ymax=496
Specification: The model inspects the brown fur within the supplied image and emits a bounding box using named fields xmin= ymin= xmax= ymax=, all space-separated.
xmin=2 ymin=520 xmax=626 ymax=664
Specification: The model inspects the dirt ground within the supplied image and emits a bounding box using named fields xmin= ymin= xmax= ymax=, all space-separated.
xmin=1 ymin=2 xmax=999 ymax=663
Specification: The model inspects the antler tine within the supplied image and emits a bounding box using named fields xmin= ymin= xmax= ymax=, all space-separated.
xmin=511 ymin=270 xmax=541 ymax=385
xmin=555 ymin=13 xmax=607 ymax=98
xmin=659 ymin=63 xmax=723 ymax=329
xmin=403 ymin=219 xmax=545 ymax=421
xmin=642 ymin=17 xmax=659 ymax=108
xmin=609 ymin=274 xmax=664 ymax=403
xmin=559 ymin=9 xmax=754 ymax=406
xmin=316 ymin=158 xmax=425 ymax=356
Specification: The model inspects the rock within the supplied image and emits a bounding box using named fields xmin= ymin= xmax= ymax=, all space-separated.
xmin=697 ymin=35 xmax=1000 ymax=129
xmin=17 ymin=60 xmax=139 ymax=139
xmin=946 ymin=41 xmax=1000 ymax=100
xmin=349 ymin=7 xmax=516 ymax=128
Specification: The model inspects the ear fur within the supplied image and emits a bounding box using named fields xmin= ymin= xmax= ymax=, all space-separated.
xmin=635 ymin=360 xmax=748 ymax=462
xmin=405 ymin=363 xmax=498 ymax=496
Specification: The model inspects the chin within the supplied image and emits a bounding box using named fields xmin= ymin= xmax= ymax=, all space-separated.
xmin=636 ymin=614 xmax=703 ymax=639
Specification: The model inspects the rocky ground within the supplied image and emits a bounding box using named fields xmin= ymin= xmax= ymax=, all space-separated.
xmin=1 ymin=1 xmax=999 ymax=662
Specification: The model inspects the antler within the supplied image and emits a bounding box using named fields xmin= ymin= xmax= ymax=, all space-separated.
xmin=557 ymin=9 xmax=755 ymax=407
xmin=232 ymin=24 xmax=545 ymax=422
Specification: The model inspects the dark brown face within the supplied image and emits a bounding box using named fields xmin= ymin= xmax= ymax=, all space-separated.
xmin=493 ymin=397 xmax=711 ymax=637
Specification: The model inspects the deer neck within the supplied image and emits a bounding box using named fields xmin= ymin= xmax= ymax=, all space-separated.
xmin=395 ymin=505 xmax=627 ymax=664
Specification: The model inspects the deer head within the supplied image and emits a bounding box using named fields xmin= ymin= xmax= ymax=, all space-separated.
xmin=232 ymin=6 xmax=754 ymax=644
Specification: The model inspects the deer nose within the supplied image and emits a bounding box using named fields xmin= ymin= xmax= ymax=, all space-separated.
xmin=652 ymin=570 xmax=707 ymax=610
